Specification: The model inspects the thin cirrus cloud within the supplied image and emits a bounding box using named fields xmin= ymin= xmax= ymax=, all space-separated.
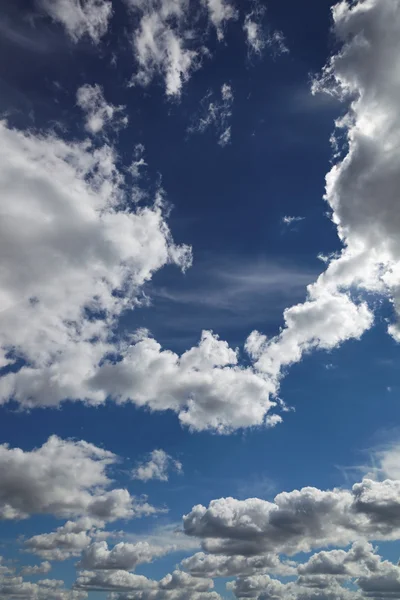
xmin=188 ymin=84 xmax=234 ymax=147
xmin=243 ymin=5 xmax=288 ymax=57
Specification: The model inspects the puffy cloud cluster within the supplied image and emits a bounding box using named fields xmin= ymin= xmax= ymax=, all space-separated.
xmin=183 ymin=478 xmax=400 ymax=556
xmin=0 ymin=436 xmax=158 ymax=522
xmin=36 ymin=0 xmax=112 ymax=43
xmin=179 ymin=476 xmax=400 ymax=599
xmin=76 ymin=84 xmax=128 ymax=135
xmin=132 ymin=449 xmax=182 ymax=482
xmin=78 ymin=540 xmax=168 ymax=570
xmin=226 ymin=541 xmax=400 ymax=600
xmin=75 ymin=568 xmax=220 ymax=599
xmin=188 ymin=83 xmax=234 ymax=146
xmin=24 ymin=519 xmax=97 ymax=561
xmin=0 ymin=569 xmax=87 ymax=600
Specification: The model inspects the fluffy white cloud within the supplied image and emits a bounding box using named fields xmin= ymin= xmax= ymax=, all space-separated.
xmin=87 ymin=330 xmax=279 ymax=433
xmin=183 ymin=478 xmax=400 ymax=557
xmin=76 ymin=84 xmax=128 ymax=135
xmin=236 ymin=0 xmax=400 ymax=411
xmin=0 ymin=436 xmax=158 ymax=522
xmin=78 ymin=540 xmax=168 ymax=570
xmin=24 ymin=520 xmax=95 ymax=561
xmin=36 ymin=0 xmax=112 ymax=43
xmin=0 ymin=119 xmax=190 ymax=402
xmin=0 ymin=119 xmax=283 ymax=433
xmin=188 ymin=84 xmax=234 ymax=147
xmin=132 ymin=449 xmax=182 ymax=482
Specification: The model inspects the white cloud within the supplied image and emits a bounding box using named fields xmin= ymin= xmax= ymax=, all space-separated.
xmin=24 ymin=520 xmax=96 ymax=561
xmin=76 ymin=84 xmax=128 ymax=135
xmin=125 ymin=0 xmax=199 ymax=96
xmin=75 ymin=568 xmax=217 ymax=599
xmin=132 ymin=449 xmax=182 ymax=482
xmin=181 ymin=551 xmax=296 ymax=578
xmin=0 ymin=117 xmax=285 ymax=434
xmin=77 ymin=540 xmax=168 ymax=570
xmin=223 ymin=0 xmax=400 ymax=412
xmin=0 ymin=570 xmax=87 ymax=600
xmin=0 ymin=436 xmax=158 ymax=522
xmin=282 ymin=215 xmax=305 ymax=226
xmin=243 ymin=5 xmax=288 ymax=57
xmin=0 ymin=119 xmax=190 ymax=405
xmin=36 ymin=0 xmax=112 ymax=43
xmin=183 ymin=477 xmax=400 ymax=557
xmin=188 ymin=83 xmax=234 ymax=146
xmin=202 ymin=0 xmax=237 ymax=41
xmin=21 ymin=561 xmax=52 ymax=576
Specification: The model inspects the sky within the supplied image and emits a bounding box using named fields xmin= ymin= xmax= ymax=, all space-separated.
xmin=2 ymin=0 xmax=400 ymax=598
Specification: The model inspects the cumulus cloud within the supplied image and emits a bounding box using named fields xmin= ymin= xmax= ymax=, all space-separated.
xmin=183 ymin=477 xmax=400 ymax=556
xmin=78 ymin=540 xmax=168 ymax=570
xmin=0 ymin=436 xmax=158 ymax=522
xmin=76 ymin=84 xmax=128 ymax=135
xmin=236 ymin=0 xmax=400 ymax=409
xmin=0 ymin=118 xmax=284 ymax=433
xmin=188 ymin=83 xmax=234 ymax=146
xmin=36 ymin=0 xmax=112 ymax=43
xmin=132 ymin=449 xmax=182 ymax=482
xmin=24 ymin=520 xmax=96 ymax=561
xmin=225 ymin=542 xmax=400 ymax=600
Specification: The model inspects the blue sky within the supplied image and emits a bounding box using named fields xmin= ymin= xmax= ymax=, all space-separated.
xmin=2 ymin=0 xmax=400 ymax=599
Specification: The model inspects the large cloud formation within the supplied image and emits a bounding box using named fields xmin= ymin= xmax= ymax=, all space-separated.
xmin=0 ymin=117 xmax=282 ymax=432
xmin=241 ymin=0 xmax=400 ymax=399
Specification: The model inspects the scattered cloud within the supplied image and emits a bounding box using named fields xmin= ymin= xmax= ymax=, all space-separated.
xmin=202 ymin=0 xmax=237 ymax=41
xmin=76 ymin=84 xmax=128 ymax=135
xmin=132 ymin=449 xmax=182 ymax=482
xmin=36 ymin=0 xmax=112 ymax=43
xmin=244 ymin=4 xmax=288 ymax=57
xmin=282 ymin=215 xmax=305 ymax=226
xmin=188 ymin=83 xmax=234 ymax=146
